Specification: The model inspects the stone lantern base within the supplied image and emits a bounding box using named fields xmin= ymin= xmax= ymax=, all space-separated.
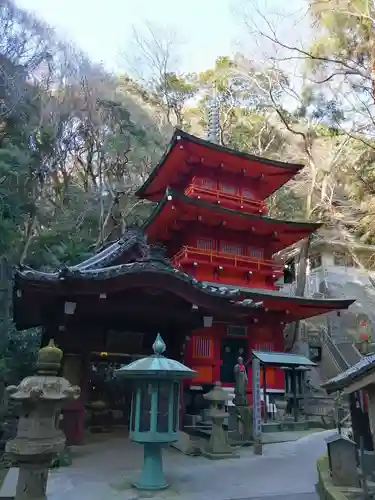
xmin=133 ymin=443 xmax=169 ymax=491
xmin=2 ymin=452 xmax=57 ymax=500
xmin=202 ymin=416 xmax=238 ymax=460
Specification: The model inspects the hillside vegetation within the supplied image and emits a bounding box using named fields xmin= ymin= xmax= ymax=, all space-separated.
xmin=1 ymin=0 xmax=375 ymax=376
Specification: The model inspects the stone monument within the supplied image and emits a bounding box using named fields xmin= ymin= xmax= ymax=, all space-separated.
xmin=4 ymin=339 xmax=80 ymax=500
xmin=202 ymin=382 xmax=237 ymax=459
xmin=326 ymin=434 xmax=360 ymax=488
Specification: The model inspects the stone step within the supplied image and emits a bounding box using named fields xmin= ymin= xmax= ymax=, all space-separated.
xmin=0 ymin=468 xmax=18 ymax=499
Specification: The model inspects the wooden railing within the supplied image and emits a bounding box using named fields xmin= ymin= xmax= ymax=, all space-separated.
xmin=172 ymin=246 xmax=283 ymax=275
xmin=184 ymin=184 xmax=267 ymax=214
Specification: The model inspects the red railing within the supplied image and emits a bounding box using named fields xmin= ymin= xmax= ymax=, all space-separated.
xmin=172 ymin=246 xmax=283 ymax=275
xmin=184 ymin=185 xmax=267 ymax=214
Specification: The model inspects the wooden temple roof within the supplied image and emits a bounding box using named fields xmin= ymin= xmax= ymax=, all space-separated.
xmin=13 ymin=229 xmax=355 ymax=331
xmin=321 ymin=353 xmax=375 ymax=394
xmin=136 ymin=129 xmax=304 ymax=201
xmin=252 ymin=351 xmax=317 ymax=367
xmin=13 ymin=229 xmax=265 ymax=330
xmin=144 ymin=189 xmax=322 ymax=253
xmin=203 ymin=282 xmax=355 ymax=322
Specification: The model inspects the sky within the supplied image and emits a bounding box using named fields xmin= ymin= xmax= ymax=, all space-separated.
xmin=15 ymin=0 xmax=307 ymax=75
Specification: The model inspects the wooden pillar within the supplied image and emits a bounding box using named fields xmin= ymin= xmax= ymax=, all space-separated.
xmin=61 ymin=354 xmax=88 ymax=445
xmin=292 ymin=368 xmax=298 ymax=422
xmin=349 ymin=392 xmax=373 ymax=451
xmin=365 ymin=386 xmax=375 ymax=453
xmin=262 ymin=364 xmax=267 ymax=423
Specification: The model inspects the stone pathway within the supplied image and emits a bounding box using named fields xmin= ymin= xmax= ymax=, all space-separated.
xmin=46 ymin=430 xmax=331 ymax=500
xmin=245 ymin=495 xmax=318 ymax=500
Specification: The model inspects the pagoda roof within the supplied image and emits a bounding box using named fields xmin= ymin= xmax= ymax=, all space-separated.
xmin=203 ymin=282 xmax=355 ymax=322
xmin=144 ymin=190 xmax=321 ymax=253
xmin=136 ymin=129 xmax=304 ymax=201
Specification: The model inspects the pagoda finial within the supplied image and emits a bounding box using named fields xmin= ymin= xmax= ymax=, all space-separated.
xmin=207 ymin=86 xmax=220 ymax=144
xmin=152 ymin=334 xmax=166 ymax=356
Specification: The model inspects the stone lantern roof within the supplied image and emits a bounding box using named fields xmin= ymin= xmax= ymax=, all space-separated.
xmin=6 ymin=339 xmax=80 ymax=401
xmin=116 ymin=334 xmax=196 ymax=379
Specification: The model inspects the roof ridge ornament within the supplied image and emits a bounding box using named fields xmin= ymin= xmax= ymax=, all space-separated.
xmin=152 ymin=334 xmax=167 ymax=356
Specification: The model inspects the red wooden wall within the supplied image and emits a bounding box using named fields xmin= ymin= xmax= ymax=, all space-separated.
xmin=184 ymin=322 xmax=285 ymax=394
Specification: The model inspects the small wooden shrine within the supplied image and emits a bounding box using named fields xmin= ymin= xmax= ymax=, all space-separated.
xmin=13 ymin=129 xmax=355 ymax=445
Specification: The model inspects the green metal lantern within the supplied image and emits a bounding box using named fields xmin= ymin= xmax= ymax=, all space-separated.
xmin=116 ymin=334 xmax=196 ymax=491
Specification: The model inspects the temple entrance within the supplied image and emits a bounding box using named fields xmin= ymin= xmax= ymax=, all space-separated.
xmin=84 ymin=327 xmax=185 ymax=436
xmin=86 ymin=357 xmax=134 ymax=433
xmin=220 ymin=338 xmax=248 ymax=384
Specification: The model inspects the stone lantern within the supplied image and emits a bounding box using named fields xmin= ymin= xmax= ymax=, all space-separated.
xmin=115 ymin=334 xmax=196 ymax=491
xmin=5 ymin=340 xmax=80 ymax=500
xmin=202 ymin=382 xmax=237 ymax=459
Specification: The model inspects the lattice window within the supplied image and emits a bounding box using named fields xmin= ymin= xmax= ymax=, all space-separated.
xmin=193 ymin=336 xmax=213 ymax=359
xmin=197 ymin=177 xmax=216 ymax=189
xmin=220 ymin=182 xmax=236 ymax=194
xmin=242 ymin=188 xmax=253 ymax=199
xmin=220 ymin=241 xmax=245 ymax=255
xmin=249 ymin=247 xmax=264 ymax=259
xmin=254 ymin=342 xmax=273 ymax=352
xmin=197 ymin=238 xmax=217 ymax=251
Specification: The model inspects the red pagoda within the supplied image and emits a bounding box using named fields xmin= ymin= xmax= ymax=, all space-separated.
xmin=136 ymin=128 xmax=354 ymax=392
xmin=12 ymin=126 xmax=355 ymax=445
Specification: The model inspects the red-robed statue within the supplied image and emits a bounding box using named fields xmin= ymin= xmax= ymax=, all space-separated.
xmin=234 ymin=356 xmax=248 ymax=406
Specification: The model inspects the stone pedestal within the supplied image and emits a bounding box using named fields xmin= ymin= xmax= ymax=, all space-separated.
xmin=236 ymin=406 xmax=253 ymax=444
xmin=228 ymin=406 xmax=252 ymax=446
xmin=15 ymin=460 xmax=51 ymax=500
xmin=227 ymin=406 xmax=237 ymax=437
xmin=5 ymin=340 xmax=80 ymax=500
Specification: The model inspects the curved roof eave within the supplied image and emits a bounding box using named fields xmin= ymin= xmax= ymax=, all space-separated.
xmin=142 ymin=188 xmax=322 ymax=233
xmin=13 ymin=259 xmax=264 ymax=307
xmin=202 ymin=282 xmax=355 ymax=312
xmin=136 ymin=128 xmax=305 ymax=198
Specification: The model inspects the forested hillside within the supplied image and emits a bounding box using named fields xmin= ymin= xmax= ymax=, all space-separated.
xmin=1 ymin=0 xmax=375 ymax=378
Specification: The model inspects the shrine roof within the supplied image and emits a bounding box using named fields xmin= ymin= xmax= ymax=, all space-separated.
xmin=202 ymin=282 xmax=355 ymax=320
xmin=144 ymin=189 xmax=322 ymax=253
xmin=136 ymin=129 xmax=304 ymax=201
xmin=13 ymin=228 xmax=355 ymax=330
xmin=13 ymin=229 xmax=266 ymax=330
xmin=321 ymin=353 xmax=375 ymax=394
xmin=252 ymin=351 xmax=317 ymax=367
xmin=14 ymin=251 xmax=251 ymax=299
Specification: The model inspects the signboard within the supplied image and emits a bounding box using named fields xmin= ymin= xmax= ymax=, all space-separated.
xmin=252 ymin=356 xmax=262 ymax=454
